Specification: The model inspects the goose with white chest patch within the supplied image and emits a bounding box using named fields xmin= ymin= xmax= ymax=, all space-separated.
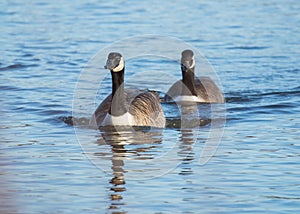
xmin=91 ymin=52 xmax=166 ymax=128
xmin=164 ymin=50 xmax=225 ymax=103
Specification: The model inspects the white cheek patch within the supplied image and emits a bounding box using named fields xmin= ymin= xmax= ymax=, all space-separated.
xmin=190 ymin=56 xmax=195 ymax=68
xmin=182 ymin=56 xmax=195 ymax=69
xmin=112 ymin=57 xmax=125 ymax=72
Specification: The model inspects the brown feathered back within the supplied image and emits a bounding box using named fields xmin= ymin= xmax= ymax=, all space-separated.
xmin=164 ymin=77 xmax=224 ymax=103
xmin=91 ymin=89 xmax=165 ymax=128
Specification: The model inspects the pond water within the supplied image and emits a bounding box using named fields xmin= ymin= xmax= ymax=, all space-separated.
xmin=1 ymin=0 xmax=300 ymax=213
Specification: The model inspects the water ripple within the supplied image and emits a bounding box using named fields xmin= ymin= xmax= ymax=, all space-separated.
xmin=226 ymin=88 xmax=300 ymax=103
xmin=1 ymin=0 xmax=300 ymax=213
xmin=0 ymin=63 xmax=39 ymax=71
xmin=226 ymin=46 xmax=269 ymax=50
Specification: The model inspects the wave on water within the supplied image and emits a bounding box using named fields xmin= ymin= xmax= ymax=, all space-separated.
xmin=225 ymin=87 xmax=300 ymax=123
xmin=226 ymin=45 xmax=269 ymax=50
xmin=0 ymin=63 xmax=38 ymax=71
xmin=226 ymin=87 xmax=300 ymax=103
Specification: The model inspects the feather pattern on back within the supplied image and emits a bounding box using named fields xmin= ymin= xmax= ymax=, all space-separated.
xmin=91 ymin=89 xmax=165 ymax=128
xmin=165 ymin=76 xmax=224 ymax=103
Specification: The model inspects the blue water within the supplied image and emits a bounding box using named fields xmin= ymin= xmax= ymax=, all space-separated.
xmin=1 ymin=0 xmax=300 ymax=213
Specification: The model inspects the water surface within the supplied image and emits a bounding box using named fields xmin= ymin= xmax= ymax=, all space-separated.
xmin=1 ymin=0 xmax=300 ymax=213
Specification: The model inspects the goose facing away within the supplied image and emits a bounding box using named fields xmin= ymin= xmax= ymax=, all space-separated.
xmin=91 ymin=52 xmax=166 ymax=128
xmin=164 ymin=50 xmax=225 ymax=103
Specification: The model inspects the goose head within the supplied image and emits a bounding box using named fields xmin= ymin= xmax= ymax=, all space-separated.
xmin=104 ymin=52 xmax=125 ymax=72
xmin=181 ymin=49 xmax=195 ymax=72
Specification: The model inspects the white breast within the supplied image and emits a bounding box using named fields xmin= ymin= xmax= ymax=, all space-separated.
xmin=174 ymin=95 xmax=205 ymax=103
xmin=101 ymin=112 xmax=136 ymax=126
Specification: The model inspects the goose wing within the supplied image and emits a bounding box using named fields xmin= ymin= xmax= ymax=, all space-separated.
xmin=195 ymin=77 xmax=225 ymax=103
xmin=164 ymin=80 xmax=184 ymax=102
xmin=90 ymin=94 xmax=112 ymax=127
xmin=126 ymin=89 xmax=165 ymax=128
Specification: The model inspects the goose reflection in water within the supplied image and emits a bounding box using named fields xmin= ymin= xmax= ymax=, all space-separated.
xmin=176 ymin=103 xmax=208 ymax=176
xmin=85 ymin=101 xmax=222 ymax=213
xmin=94 ymin=127 xmax=163 ymax=213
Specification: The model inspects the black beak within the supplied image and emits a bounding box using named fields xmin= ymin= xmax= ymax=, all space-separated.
xmin=104 ymin=59 xmax=115 ymax=70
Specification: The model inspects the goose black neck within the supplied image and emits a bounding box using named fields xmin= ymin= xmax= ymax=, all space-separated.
xmin=182 ymin=67 xmax=197 ymax=96
xmin=110 ymin=69 xmax=127 ymax=116
xmin=111 ymin=69 xmax=125 ymax=96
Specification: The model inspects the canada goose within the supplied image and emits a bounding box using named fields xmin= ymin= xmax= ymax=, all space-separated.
xmin=91 ymin=52 xmax=165 ymax=128
xmin=164 ymin=50 xmax=225 ymax=103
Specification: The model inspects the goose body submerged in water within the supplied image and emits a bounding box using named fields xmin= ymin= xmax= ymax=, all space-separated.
xmin=91 ymin=52 xmax=165 ymax=128
xmin=164 ymin=50 xmax=225 ymax=103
